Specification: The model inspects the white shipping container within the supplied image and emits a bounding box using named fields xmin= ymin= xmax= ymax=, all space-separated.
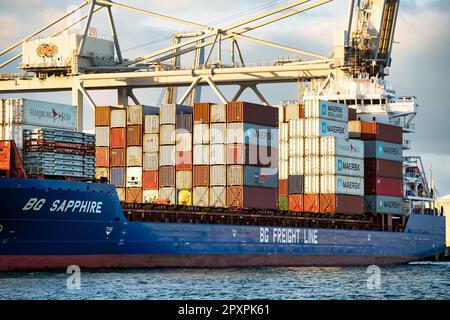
xmin=279 ymin=159 xmax=289 ymax=179
xmin=279 ymin=122 xmax=289 ymax=142
xmin=289 ymin=119 xmax=304 ymax=138
xmin=144 ymin=115 xmax=160 ymax=133
xmin=320 ymin=137 xmax=364 ymax=159
xmin=285 ymin=103 xmax=302 ymax=122
xmin=176 ymin=132 xmax=192 ymax=152
xmin=210 ymin=144 xmax=227 ymax=165
xmin=95 ymin=167 xmax=109 ymax=180
xmin=143 ymin=133 xmax=159 ymax=153
xmin=304 ymin=99 xmax=348 ymax=122
xmin=0 ymin=99 xmax=4 ymax=124
xmin=210 ymin=165 xmax=227 ymax=186
xmin=160 ymin=104 xmax=176 ymax=124
xmin=320 ymin=175 xmax=364 ymax=196
xmin=2 ymin=124 xmax=23 ymax=149
xmin=288 ymin=137 xmax=304 ymax=157
xmin=304 ymin=175 xmax=320 ymax=194
xmin=305 ymin=156 xmax=320 ymax=175
xmin=279 ymin=141 xmax=289 ymax=161
xmin=160 ymin=125 xmax=176 ymax=145
xmin=127 ymin=105 xmax=158 ymax=125
xmin=127 ymin=146 xmax=142 ymax=167
xmin=143 ymin=152 xmax=159 ymax=170
xmin=159 ymin=145 xmax=176 ymax=166
xmin=193 ymin=123 xmax=210 ymax=144
xmin=210 ymin=123 xmax=227 ymax=144
xmin=193 ymin=187 xmax=209 ymax=206
xmin=193 ymin=144 xmax=209 ymax=165
xmin=126 ymin=167 xmax=142 ymax=188
xmin=278 ymin=104 xmax=285 ymax=123
xmin=305 ymin=118 xmax=348 ymax=138
xmin=289 ymin=156 xmax=304 ymax=175
xmin=320 ymin=156 xmax=364 ymax=177
xmin=95 ymin=126 xmax=110 ymax=147
xmin=143 ymin=190 xmax=159 ymax=203
xmin=110 ymin=109 xmax=126 ymax=128
xmin=304 ymin=137 xmax=320 ymax=156
xmin=159 ymin=187 xmax=176 ymax=204
xmin=210 ymin=104 xmax=226 ymax=123
xmin=209 ymin=186 xmax=227 ymax=207
xmin=176 ymin=170 xmax=192 ymax=189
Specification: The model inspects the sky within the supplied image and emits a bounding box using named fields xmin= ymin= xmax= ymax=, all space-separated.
xmin=0 ymin=0 xmax=449 ymax=195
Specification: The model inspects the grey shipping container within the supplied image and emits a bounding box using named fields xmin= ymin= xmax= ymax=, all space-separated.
xmin=364 ymin=195 xmax=404 ymax=215
xmin=288 ymin=175 xmax=304 ymax=194
xmin=176 ymin=113 xmax=193 ymax=132
xmin=159 ymin=166 xmax=176 ymax=187
xmin=363 ymin=140 xmax=403 ymax=162
xmin=110 ymin=167 xmax=125 ymax=187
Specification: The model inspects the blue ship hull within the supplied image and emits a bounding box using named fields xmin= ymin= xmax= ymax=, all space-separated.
xmin=0 ymin=178 xmax=446 ymax=270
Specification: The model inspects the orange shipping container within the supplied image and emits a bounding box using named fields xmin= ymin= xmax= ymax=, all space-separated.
xmin=126 ymin=187 xmax=143 ymax=203
xmin=96 ymin=147 xmax=109 ymax=167
xmin=110 ymin=148 xmax=126 ymax=167
xmin=304 ymin=194 xmax=320 ymax=213
xmin=288 ymin=194 xmax=304 ymax=212
xmin=193 ymin=165 xmax=209 ymax=186
xmin=176 ymin=151 xmax=192 ymax=171
xmin=143 ymin=170 xmax=159 ymax=189
xmin=95 ymin=106 xmax=116 ymax=126
xmin=279 ymin=179 xmax=288 ymax=196
xmin=110 ymin=128 xmax=126 ymax=149
xmin=127 ymin=125 xmax=143 ymax=146
xmin=193 ymin=102 xmax=212 ymax=123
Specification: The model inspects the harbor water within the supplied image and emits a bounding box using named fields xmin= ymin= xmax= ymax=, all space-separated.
xmin=0 ymin=262 xmax=449 ymax=300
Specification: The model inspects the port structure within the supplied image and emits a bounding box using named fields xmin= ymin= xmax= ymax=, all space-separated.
xmin=0 ymin=0 xmax=433 ymax=213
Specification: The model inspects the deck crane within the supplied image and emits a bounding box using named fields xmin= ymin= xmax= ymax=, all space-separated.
xmin=0 ymin=0 xmax=435 ymax=212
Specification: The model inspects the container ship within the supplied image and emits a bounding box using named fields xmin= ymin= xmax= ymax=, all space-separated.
xmin=0 ymin=1 xmax=446 ymax=270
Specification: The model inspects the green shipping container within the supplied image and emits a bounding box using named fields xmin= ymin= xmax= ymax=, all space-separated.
xmin=278 ymin=196 xmax=288 ymax=211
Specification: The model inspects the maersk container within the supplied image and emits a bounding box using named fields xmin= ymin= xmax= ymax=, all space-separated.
xmin=176 ymin=170 xmax=192 ymax=189
xmin=143 ymin=133 xmax=159 ymax=153
xmin=288 ymin=156 xmax=304 ymax=175
xmin=288 ymin=175 xmax=304 ymax=194
xmin=160 ymin=104 xmax=192 ymax=125
xmin=159 ymin=145 xmax=176 ymax=166
xmin=304 ymin=99 xmax=348 ymax=122
xmin=210 ymin=165 xmax=227 ymax=186
xmin=143 ymin=152 xmax=159 ymax=170
xmin=126 ymin=167 xmax=142 ymax=188
xmin=210 ymin=123 xmax=227 ymax=144
xmin=175 ymin=132 xmax=192 ymax=152
xmin=193 ymin=123 xmax=210 ymax=144
xmin=159 ymin=187 xmax=176 ymax=204
xmin=288 ymin=137 xmax=303 ymax=157
xmin=227 ymin=165 xmax=278 ymax=188
xmin=320 ymin=175 xmax=364 ymax=196
xmin=210 ymin=144 xmax=227 ymax=165
xmin=160 ymin=125 xmax=176 ymax=145
xmin=210 ymin=104 xmax=226 ymax=123
xmin=127 ymin=105 xmax=159 ymax=126
xmin=227 ymin=123 xmax=277 ymax=147
xmin=209 ymin=186 xmax=226 ymax=207
xmin=279 ymin=122 xmax=289 ymax=142
xmin=143 ymin=190 xmax=159 ymax=203
xmin=279 ymin=159 xmax=289 ymax=180
xmin=304 ymin=175 xmax=320 ymax=194
xmin=288 ymin=119 xmax=304 ymax=138
xmin=193 ymin=187 xmax=209 ymax=206
xmin=144 ymin=115 xmax=159 ymax=134
xmin=305 ymin=119 xmax=348 ymax=139
xmin=193 ymin=144 xmax=209 ymax=165
xmin=320 ymin=137 xmax=364 ymax=159
xmin=110 ymin=109 xmax=126 ymax=128
xmin=305 ymin=156 xmax=320 ymax=175
xmin=320 ymin=156 xmax=364 ymax=177
xmin=159 ymin=166 xmax=176 ymax=187
xmin=364 ymin=195 xmax=404 ymax=215
xmin=95 ymin=127 xmax=110 ymax=147
xmin=110 ymin=167 xmax=125 ymax=187
xmin=364 ymin=141 xmax=403 ymax=162
xmin=304 ymin=137 xmax=320 ymax=156
xmin=126 ymin=146 xmax=142 ymax=167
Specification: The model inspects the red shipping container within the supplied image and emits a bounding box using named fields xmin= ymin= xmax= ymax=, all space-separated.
xmin=227 ymin=186 xmax=277 ymax=210
xmin=279 ymin=179 xmax=289 ymax=196
xmin=226 ymin=144 xmax=277 ymax=167
xmin=127 ymin=125 xmax=143 ymax=146
xmin=193 ymin=165 xmax=209 ymax=186
xmin=364 ymin=158 xmax=402 ymax=179
xmin=95 ymin=147 xmax=109 ymax=167
xmin=110 ymin=128 xmax=126 ymax=148
xmin=360 ymin=122 xmax=402 ymax=144
xmin=126 ymin=187 xmax=143 ymax=203
xmin=365 ymin=177 xmax=403 ymax=197
xmin=288 ymin=194 xmax=303 ymax=212
xmin=320 ymin=194 xmax=364 ymax=215
xmin=159 ymin=166 xmax=176 ymax=187
xmin=143 ymin=170 xmax=159 ymax=189
xmin=348 ymin=108 xmax=357 ymax=121
xmin=176 ymin=151 xmax=193 ymax=171
xmin=95 ymin=106 xmax=116 ymax=126
xmin=110 ymin=148 xmax=126 ymax=167
xmin=304 ymin=194 xmax=320 ymax=213
xmin=193 ymin=102 xmax=212 ymax=123
xmin=226 ymin=101 xmax=278 ymax=127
